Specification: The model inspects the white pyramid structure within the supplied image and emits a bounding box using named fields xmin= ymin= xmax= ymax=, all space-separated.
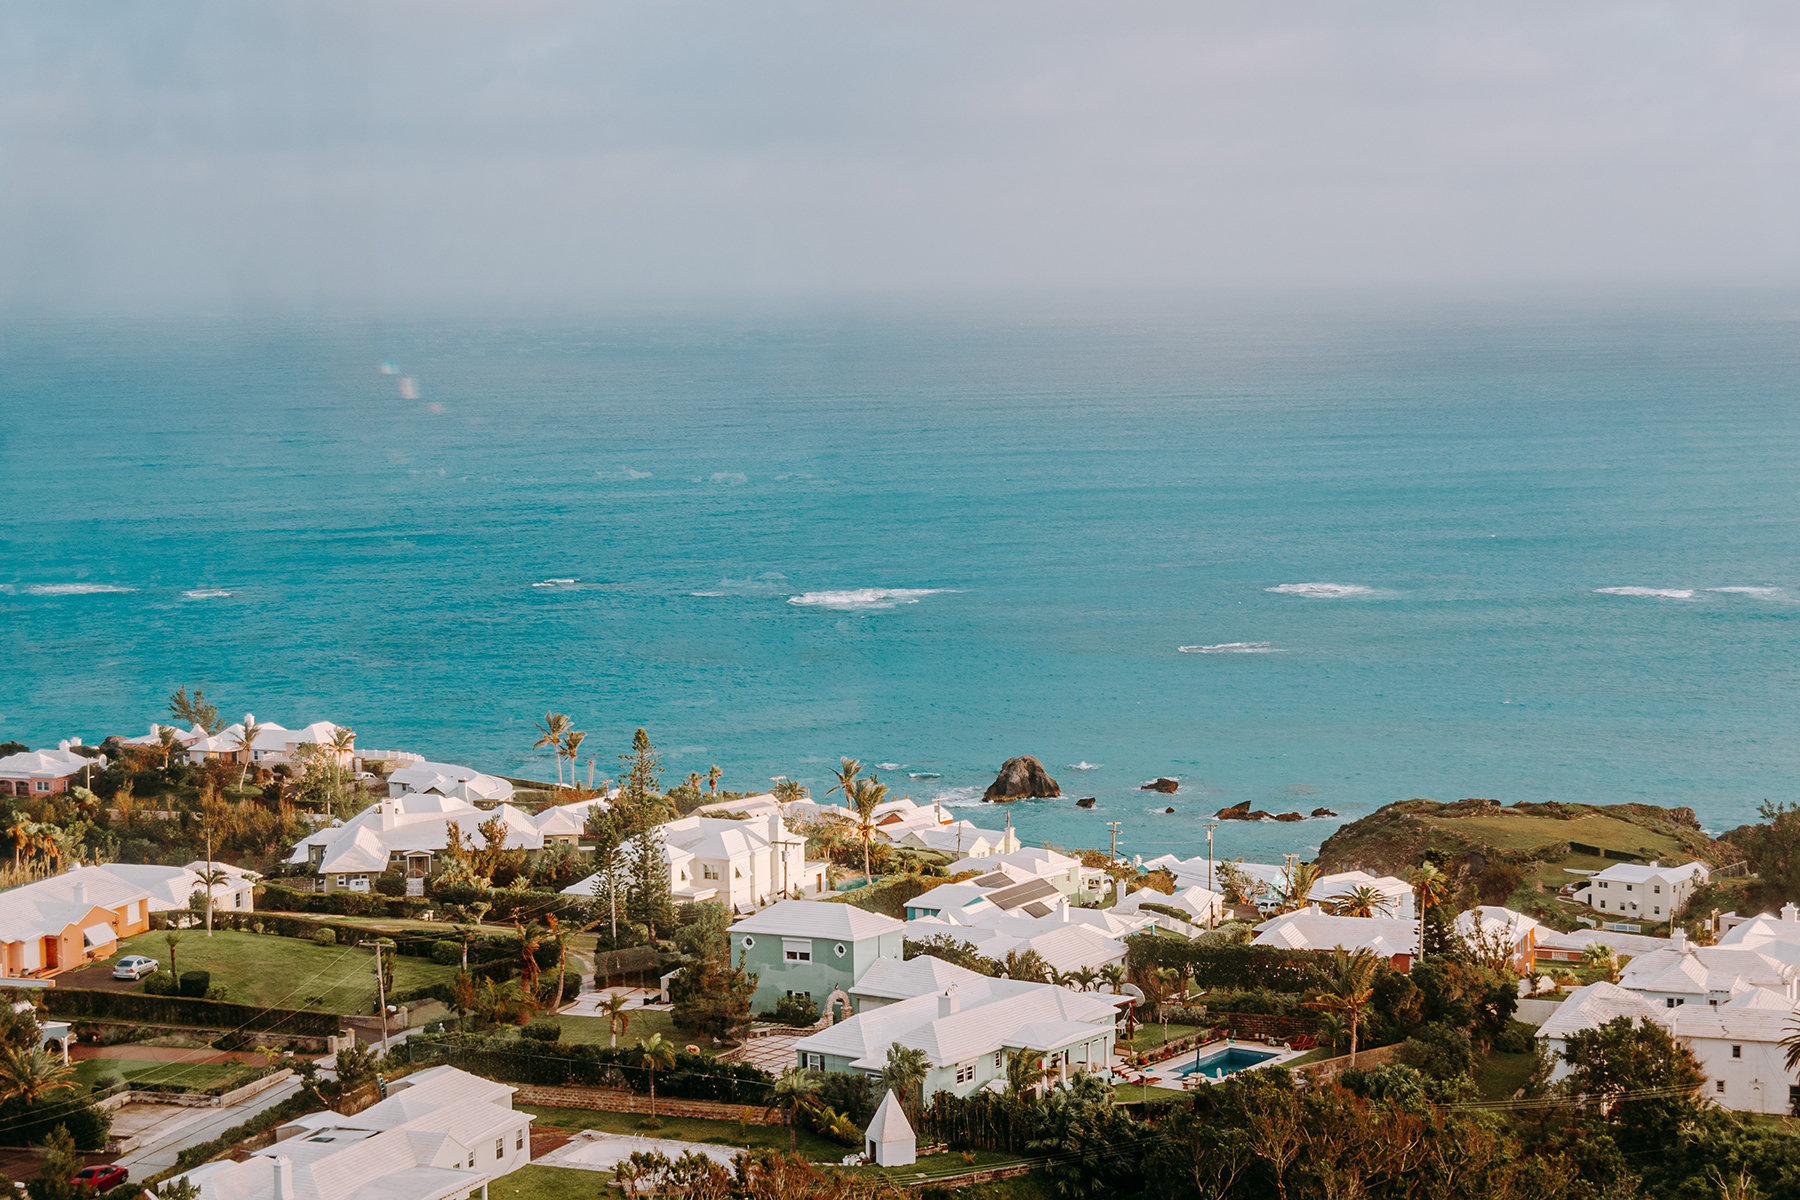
xmin=865 ymin=1088 xmax=916 ymax=1167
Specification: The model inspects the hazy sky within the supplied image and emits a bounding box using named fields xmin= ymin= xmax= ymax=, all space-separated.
xmin=4 ymin=2 xmax=1799 ymax=308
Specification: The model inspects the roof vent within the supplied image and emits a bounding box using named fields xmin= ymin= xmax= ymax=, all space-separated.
xmin=1672 ymin=928 xmax=1687 ymax=952
xmin=272 ymin=1156 xmax=294 ymax=1200
xmin=71 ymin=881 xmax=86 ymax=905
xmin=1784 ymin=903 xmax=1798 ymax=924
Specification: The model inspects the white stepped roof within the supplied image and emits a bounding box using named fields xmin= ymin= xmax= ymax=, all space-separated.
xmin=731 ymin=899 xmax=902 ymax=941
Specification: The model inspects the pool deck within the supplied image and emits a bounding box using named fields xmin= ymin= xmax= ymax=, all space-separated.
xmin=1121 ymin=1039 xmax=1309 ymax=1091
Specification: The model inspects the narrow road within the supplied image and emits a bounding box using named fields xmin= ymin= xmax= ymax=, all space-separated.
xmin=112 ymin=1077 xmax=304 ymax=1178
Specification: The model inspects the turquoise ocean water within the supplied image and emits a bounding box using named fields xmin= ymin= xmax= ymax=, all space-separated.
xmin=3 ymin=293 xmax=1798 ymax=864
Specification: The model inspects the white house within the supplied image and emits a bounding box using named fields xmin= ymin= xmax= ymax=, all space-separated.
xmin=1114 ymin=885 xmax=1224 ymax=931
xmin=1455 ymin=906 xmax=1542 ymax=973
xmin=0 ymin=743 xmax=104 ymax=797
xmin=1535 ymin=925 xmax=1672 ymax=965
xmin=388 ymin=761 xmax=515 ymax=804
xmin=1714 ymin=904 xmax=1800 ymax=971
xmin=1141 ymin=856 xmax=1288 ymax=909
xmin=99 ymin=862 xmax=258 ymax=917
xmin=903 ymin=911 xmax=1131 ymax=977
xmin=1308 ymin=870 xmax=1416 ymax=919
xmin=180 ymin=717 xmax=355 ymax=771
xmin=948 ymin=848 xmax=1107 ymax=902
xmin=1251 ymin=907 xmax=1419 ymax=969
xmin=1613 ymin=931 xmax=1798 ymax=1008
xmin=287 ymin=793 xmax=545 ymax=892
xmin=1569 ymin=861 xmax=1710 ymax=922
xmin=1538 ymin=981 xmax=1800 ymax=1115
xmin=173 ymin=1066 xmax=533 ymax=1200
xmin=794 ymin=978 xmax=1123 ymax=1099
xmin=563 ymin=812 xmax=818 ymax=914
xmin=848 ymin=955 xmax=994 ymax=1012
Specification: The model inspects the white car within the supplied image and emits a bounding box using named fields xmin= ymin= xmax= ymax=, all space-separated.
xmin=113 ymin=955 xmax=158 ymax=981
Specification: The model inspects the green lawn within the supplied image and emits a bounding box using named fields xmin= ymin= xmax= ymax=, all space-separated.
xmin=1112 ymin=1082 xmax=1189 ymax=1103
xmin=855 ymin=1149 xmax=1033 ymax=1182
xmin=73 ymin=1056 xmax=257 ymax=1092
xmin=1120 ymin=1023 xmax=1204 ymax=1051
xmin=545 ymin=1010 xmax=714 ymax=1054
xmin=488 ymin=1165 xmax=606 ymax=1200
xmin=518 ymin=1103 xmax=845 ymax=1161
xmin=1474 ymin=1051 xmax=1538 ymax=1102
xmin=1282 ymin=1046 xmax=1338 ymax=1068
xmin=102 ymin=930 xmax=460 ymax=1013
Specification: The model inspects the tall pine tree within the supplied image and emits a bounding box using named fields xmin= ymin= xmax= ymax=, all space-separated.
xmin=627 ymin=825 xmax=674 ymax=938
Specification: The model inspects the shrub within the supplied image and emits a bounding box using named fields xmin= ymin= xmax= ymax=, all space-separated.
xmin=374 ymin=872 xmax=407 ymax=898
xmin=1494 ymin=1018 xmax=1537 ymax=1055
xmin=1395 ymin=1021 xmax=1477 ymax=1081
xmin=771 ymin=994 xmax=819 ymax=1027
xmin=178 ymin=971 xmax=211 ymax=999
xmin=41 ymin=989 xmax=340 ymax=1037
xmin=314 ymin=928 xmax=337 ymax=945
xmin=431 ymin=941 xmax=463 ymax=967
xmin=521 ymin=1020 xmax=562 ymax=1043
xmin=142 ymin=971 xmax=178 ymax=996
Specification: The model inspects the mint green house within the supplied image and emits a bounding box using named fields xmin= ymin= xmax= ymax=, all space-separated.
xmin=728 ymin=900 xmax=905 ymax=1016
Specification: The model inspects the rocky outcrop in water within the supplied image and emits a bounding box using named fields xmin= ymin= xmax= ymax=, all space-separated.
xmin=1312 ymin=808 xmax=1338 ymax=818
xmin=1141 ymin=778 xmax=1180 ymax=794
xmin=983 ymin=756 xmax=1061 ymax=801
xmin=1215 ymin=800 xmax=1276 ymax=821
xmin=1076 ymin=797 xmax=1096 ymax=808
xmin=1273 ymin=812 xmax=1305 ymax=822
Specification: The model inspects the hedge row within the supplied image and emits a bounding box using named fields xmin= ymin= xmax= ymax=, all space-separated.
xmin=37 ymin=989 xmax=341 ymax=1037
xmin=165 ymin=1091 xmax=321 ymax=1178
xmin=1124 ymin=935 xmax=1330 ymax=993
xmin=401 ymin=1033 xmax=774 ymax=1104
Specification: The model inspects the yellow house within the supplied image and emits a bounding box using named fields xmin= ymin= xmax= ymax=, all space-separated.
xmin=0 ymin=866 xmax=152 ymax=978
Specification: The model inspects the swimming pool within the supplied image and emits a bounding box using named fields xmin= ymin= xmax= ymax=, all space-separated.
xmin=1172 ymin=1046 xmax=1281 ymax=1080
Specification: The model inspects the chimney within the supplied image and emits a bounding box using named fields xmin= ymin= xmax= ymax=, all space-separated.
xmin=272 ymin=1156 xmax=294 ymax=1200
xmin=938 ymin=985 xmax=961 ymax=1018
xmin=71 ymin=881 xmax=85 ymax=905
xmin=379 ymin=802 xmax=397 ymax=831
xmin=57 ymin=739 xmax=69 ymax=752
xmin=244 ymin=713 xmax=256 ymax=727
xmin=1056 ymin=898 xmax=1070 ymax=923
xmin=1784 ymin=903 xmax=1798 ymax=924
xmin=1672 ymin=928 xmax=1687 ymax=952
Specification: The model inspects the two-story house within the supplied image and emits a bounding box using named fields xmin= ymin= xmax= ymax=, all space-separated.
xmin=728 ymin=900 xmax=904 ymax=1015
xmin=1571 ymin=861 xmax=1710 ymax=923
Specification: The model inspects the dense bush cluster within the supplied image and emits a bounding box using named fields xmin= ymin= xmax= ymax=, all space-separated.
xmin=398 ymin=1031 xmax=774 ymax=1103
xmin=37 ymin=988 xmax=340 ymax=1037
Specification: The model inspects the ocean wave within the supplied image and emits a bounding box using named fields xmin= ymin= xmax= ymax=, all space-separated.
xmin=1178 ymin=642 xmax=1284 ymax=654
xmin=1266 ymin=583 xmax=1373 ymax=599
xmin=1707 ymin=586 xmax=1787 ymax=598
xmin=1594 ymin=587 xmax=1695 ymax=600
xmin=183 ymin=589 xmax=233 ymax=599
xmin=1067 ymin=762 xmax=1101 ymax=771
xmin=876 ymin=762 xmax=901 ymax=770
xmin=787 ymin=588 xmax=951 ymax=610
xmin=927 ymin=785 xmax=986 ymax=807
xmin=690 ymin=591 xmax=726 ymax=597
xmin=25 ymin=584 xmax=136 ymax=596
xmin=532 ymin=578 xmax=578 ymax=588
xmin=909 ymin=772 xmax=942 ymax=780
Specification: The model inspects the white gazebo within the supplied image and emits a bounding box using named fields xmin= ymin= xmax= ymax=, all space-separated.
xmin=865 ymin=1089 xmax=916 ymax=1167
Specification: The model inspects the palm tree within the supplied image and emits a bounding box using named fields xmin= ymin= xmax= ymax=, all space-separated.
xmin=628 ymin=1034 xmax=677 ymax=1119
xmin=1581 ymin=942 xmax=1619 ymax=983
xmin=1072 ymin=966 xmax=1100 ymax=993
xmin=684 ymin=771 xmax=703 ymax=795
xmin=1275 ymin=861 xmax=1321 ymax=913
xmin=534 ymin=713 xmax=572 ymax=788
xmin=196 ymin=867 xmax=232 ymax=937
xmin=6 ymin=814 xmax=30 ymax=870
xmin=0 ymin=1045 xmax=77 ymax=1106
xmin=1410 ymin=863 xmax=1451 ymax=962
xmin=707 ymin=765 xmax=721 ymax=794
xmin=329 ymin=726 xmax=357 ymax=813
xmin=1099 ymin=964 xmax=1126 ymax=994
xmin=827 ymin=757 xmax=862 ymax=802
xmin=561 ymin=731 xmax=586 ymax=795
xmin=157 ymin=724 xmax=181 ymax=770
xmin=771 ymin=777 xmax=807 ymax=808
xmin=1302 ymin=948 xmax=1378 ymax=1066
xmin=847 ymin=775 xmax=888 ymax=882
xmin=1005 ymin=1049 xmax=1047 ymax=1097
xmin=599 ymin=992 xmax=633 ymax=1048
xmin=164 ymin=928 xmax=183 ymax=977
xmin=232 ymin=716 xmax=265 ymax=791
xmin=1327 ymin=885 xmax=1392 ymax=919
xmin=771 ymin=1067 xmax=821 ymax=1151
xmin=545 ymin=915 xmax=571 ymax=1011
xmin=999 ymin=948 xmax=1051 ymax=983
xmin=877 ymin=1043 xmax=929 ymax=1121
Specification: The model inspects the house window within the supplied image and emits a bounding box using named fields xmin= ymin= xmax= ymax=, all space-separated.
xmin=834 ymin=943 xmax=847 ymax=958
xmin=704 ymin=866 xmax=720 ymax=880
xmin=336 ymin=876 xmax=348 ymax=887
xmin=735 ymin=868 xmax=742 ymax=878
xmin=1654 ymin=908 xmax=1660 ymax=916
xmin=1600 ymin=882 xmax=1608 ymax=889
xmin=805 ymin=1053 xmax=822 ymax=1071
xmin=741 ymin=936 xmax=755 ymax=949
xmin=994 ymin=1052 xmax=1003 ymax=1071
xmin=35 ymin=782 xmax=49 ymax=793
xmin=783 ymin=939 xmax=812 ymax=963
xmin=1732 ymin=1045 xmax=1743 ymax=1058
xmin=956 ymin=1062 xmax=975 ymax=1084
xmin=1625 ymin=885 xmax=1632 ymax=892
xmin=517 ymin=1130 xmax=524 ymax=1150
xmin=1654 ymin=886 xmax=1662 ymax=895
xmin=468 ymin=1155 xmax=475 ymax=1168
xmin=1717 ymin=1080 xmax=1727 ymax=1093
xmin=496 ymin=1138 xmax=504 ymax=1159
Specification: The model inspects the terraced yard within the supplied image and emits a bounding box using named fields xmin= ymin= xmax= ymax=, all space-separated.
xmin=99 ymin=930 xmax=460 ymax=1012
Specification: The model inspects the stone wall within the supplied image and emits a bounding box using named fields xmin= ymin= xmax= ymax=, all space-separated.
xmin=512 ymin=1083 xmax=783 ymax=1125
xmin=1292 ymin=1043 xmax=1400 ymax=1082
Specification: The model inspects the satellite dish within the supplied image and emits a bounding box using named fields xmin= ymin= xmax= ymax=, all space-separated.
xmin=1121 ymin=983 xmax=1146 ymax=1004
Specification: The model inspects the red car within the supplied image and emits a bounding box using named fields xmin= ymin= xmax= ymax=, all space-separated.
xmin=74 ymin=1166 xmax=127 ymax=1191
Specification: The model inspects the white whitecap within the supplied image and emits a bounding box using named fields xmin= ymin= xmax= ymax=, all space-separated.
xmin=927 ymin=786 xmax=986 ymax=807
xmin=25 ymin=584 xmax=136 ymax=596
xmin=909 ymin=772 xmax=942 ymax=780
xmin=532 ymin=578 xmax=578 ymax=588
xmin=1067 ymin=762 xmax=1101 ymax=771
xmin=183 ymin=589 xmax=232 ymax=599
xmin=1707 ymin=587 xmax=1787 ymax=598
xmin=709 ymin=471 xmax=748 ymax=486
xmin=787 ymin=588 xmax=951 ymax=611
xmin=1594 ymin=587 xmax=1695 ymax=600
xmin=690 ymin=591 xmax=726 ymax=597
xmin=876 ymin=762 xmax=901 ymax=770
xmin=1266 ymin=583 xmax=1374 ymax=599
xmin=1178 ymin=642 xmax=1284 ymax=654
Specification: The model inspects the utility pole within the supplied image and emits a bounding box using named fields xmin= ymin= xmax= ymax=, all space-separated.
xmin=359 ymin=940 xmax=391 ymax=1057
xmin=1203 ymin=821 xmax=1219 ymax=923
xmin=1106 ymin=821 xmax=1123 ymax=864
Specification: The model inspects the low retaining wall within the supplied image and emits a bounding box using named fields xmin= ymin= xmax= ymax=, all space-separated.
xmin=1293 ymin=1044 xmax=1399 ymax=1083
xmin=1514 ymin=998 xmax=1565 ymax=1027
xmin=901 ymin=1163 xmax=1037 ymax=1189
xmin=95 ymin=1068 xmax=294 ymax=1112
xmin=512 ymin=1083 xmax=782 ymax=1125
xmin=72 ymin=1021 xmax=333 ymax=1054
